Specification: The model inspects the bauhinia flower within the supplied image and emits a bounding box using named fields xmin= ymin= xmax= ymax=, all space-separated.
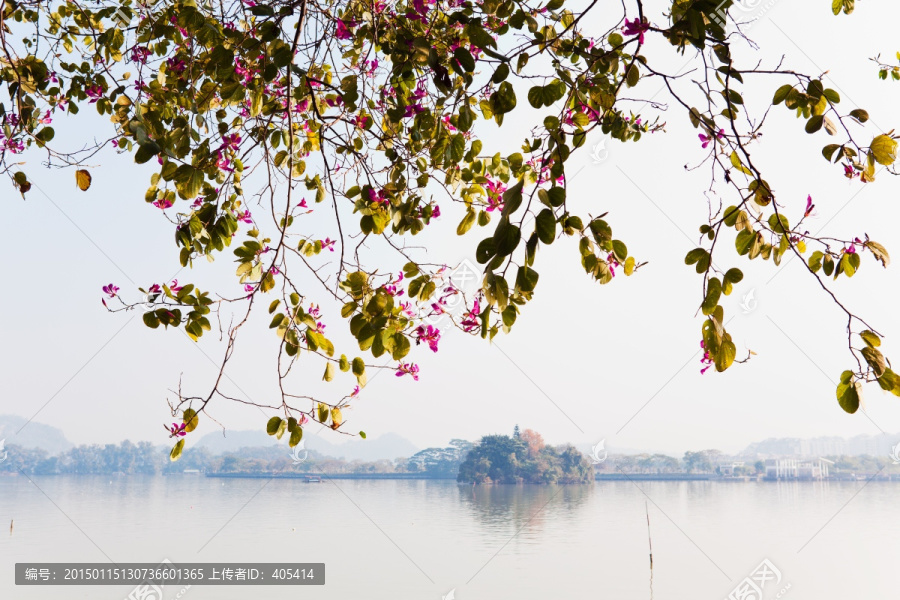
xmin=335 ymin=19 xmax=355 ymax=40
xmin=170 ymin=279 xmax=184 ymax=293
xmin=102 ymin=283 xmax=120 ymax=297
xmin=699 ymin=128 xmax=725 ymax=149
xmin=414 ymin=324 xmax=441 ymax=352
xmin=84 ymin=84 xmax=103 ymax=103
xmin=168 ymin=422 xmax=187 ymax=437
xmin=152 ymin=197 xmax=174 ymax=210
xmin=804 ymin=195 xmax=815 ymax=218
xmin=396 ymin=362 xmax=420 ymax=380
xmin=700 ymin=340 xmax=713 ymax=375
xmin=461 ymin=299 xmax=481 ymax=332
xmin=621 ymin=17 xmax=650 ymax=44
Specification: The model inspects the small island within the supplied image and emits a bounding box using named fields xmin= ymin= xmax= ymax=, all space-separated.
xmin=457 ymin=427 xmax=594 ymax=484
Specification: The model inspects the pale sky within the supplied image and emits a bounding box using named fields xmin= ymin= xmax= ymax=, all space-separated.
xmin=3 ymin=0 xmax=900 ymax=457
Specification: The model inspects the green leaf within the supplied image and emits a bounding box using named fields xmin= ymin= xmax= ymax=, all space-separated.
xmin=836 ymin=371 xmax=860 ymax=413
xmin=457 ymin=209 xmax=476 ymax=236
xmin=714 ymin=339 xmax=736 ymax=372
xmin=861 ymin=346 xmax=886 ymax=377
xmin=266 ymin=416 xmax=282 ymax=435
xmin=535 ymin=209 xmax=556 ymax=244
xmin=491 ymin=82 xmax=517 ymax=115
xmin=323 ymin=362 xmax=335 ymax=382
xmin=625 ymin=63 xmax=640 ymax=87
xmin=289 ymin=426 xmax=303 ymax=448
xmin=871 ymin=134 xmax=898 ymax=166
xmin=493 ymin=218 xmax=521 ymax=256
xmin=702 ymin=278 xmax=722 ymax=315
xmin=772 ymin=84 xmax=793 ymax=105
xmin=134 ymin=142 xmax=160 ymax=164
xmin=849 ymin=109 xmax=869 ymax=123
xmin=805 ymin=115 xmax=824 ymax=134
xmin=182 ymin=409 xmax=199 ymax=433
xmin=169 ymin=439 xmax=185 ymax=461
xmin=359 ymin=431 xmax=367 ymax=439
xmin=515 ymin=266 xmax=539 ymax=292
xmin=684 ymin=248 xmax=708 ymax=265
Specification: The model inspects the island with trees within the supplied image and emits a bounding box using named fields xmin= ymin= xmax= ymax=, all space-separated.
xmin=456 ymin=427 xmax=594 ymax=484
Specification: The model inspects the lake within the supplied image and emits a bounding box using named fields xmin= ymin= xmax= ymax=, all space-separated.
xmin=1 ymin=476 xmax=897 ymax=598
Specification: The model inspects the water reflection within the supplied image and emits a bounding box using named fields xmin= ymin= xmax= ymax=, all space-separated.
xmin=457 ymin=483 xmax=593 ymax=533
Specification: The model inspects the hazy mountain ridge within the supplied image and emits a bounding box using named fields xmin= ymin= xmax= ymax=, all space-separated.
xmin=0 ymin=415 xmax=73 ymax=454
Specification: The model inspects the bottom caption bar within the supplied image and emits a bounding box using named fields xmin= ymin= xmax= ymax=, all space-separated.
xmin=16 ymin=563 xmax=324 ymax=585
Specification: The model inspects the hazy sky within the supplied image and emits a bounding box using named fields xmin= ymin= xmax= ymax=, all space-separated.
xmin=4 ymin=0 xmax=900 ymax=457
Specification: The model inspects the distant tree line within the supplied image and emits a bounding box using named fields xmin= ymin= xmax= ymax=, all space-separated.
xmin=3 ymin=439 xmax=895 ymax=478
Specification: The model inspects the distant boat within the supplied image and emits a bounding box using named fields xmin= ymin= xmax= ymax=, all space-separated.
xmin=305 ymin=476 xmax=322 ymax=483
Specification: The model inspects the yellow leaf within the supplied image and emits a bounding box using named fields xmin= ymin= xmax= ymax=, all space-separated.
xmin=75 ymin=169 xmax=92 ymax=191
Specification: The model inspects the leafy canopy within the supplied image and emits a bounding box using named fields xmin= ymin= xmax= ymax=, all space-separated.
xmin=1 ymin=0 xmax=896 ymax=456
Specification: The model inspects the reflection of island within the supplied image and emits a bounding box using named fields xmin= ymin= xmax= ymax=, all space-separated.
xmin=457 ymin=429 xmax=594 ymax=484
xmin=457 ymin=477 xmax=593 ymax=534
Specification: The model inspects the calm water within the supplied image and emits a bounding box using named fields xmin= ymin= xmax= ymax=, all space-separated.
xmin=1 ymin=475 xmax=897 ymax=599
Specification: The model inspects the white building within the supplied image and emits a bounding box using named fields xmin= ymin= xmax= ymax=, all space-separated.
xmin=765 ymin=458 xmax=830 ymax=480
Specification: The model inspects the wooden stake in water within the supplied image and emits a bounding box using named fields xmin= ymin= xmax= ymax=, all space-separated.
xmin=645 ymin=501 xmax=653 ymax=600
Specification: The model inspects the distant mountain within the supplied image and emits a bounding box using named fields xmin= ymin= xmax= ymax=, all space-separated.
xmin=195 ymin=429 xmax=277 ymax=453
xmin=740 ymin=433 xmax=900 ymax=458
xmin=196 ymin=429 xmax=418 ymax=460
xmin=0 ymin=415 xmax=74 ymax=455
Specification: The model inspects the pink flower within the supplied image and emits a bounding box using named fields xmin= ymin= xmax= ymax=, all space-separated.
xmin=484 ymin=179 xmax=506 ymax=212
xmin=321 ymin=237 xmax=336 ymax=252
xmin=102 ymin=283 xmax=120 ymax=297
xmin=308 ymin=304 xmax=321 ymax=319
xmin=297 ymin=198 xmax=308 ymax=209
xmin=131 ymin=46 xmax=151 ymax=63
xmin=335 ymin=19 xmax=355 ymax=40
xmin=85 ymin=84 xmax=103 ymax=103
xmin=152 ymin=197 xmax=174 ymax=210
xmin=237 ymin=210 xmax=253 ymax=224
xmin=170 ymin=279 xmax=184 ymax=293
xmin=700 ymin=340 xmax=713 ymax=374
xmin=351 ymin=385 xmax=360 ymax=397
xmin=699 ymin=129 xmax=725 ymax=149
xmin=621 ymin=17 xmax=650 ymax=44
xmin=461 ymin=299 xmax=481 ymax=332
xmin=414 ymin=325 xmax=441 ymax=352
xmin=169 ymin=422 xmax=187 ymax=437
xmin=396 ymin=362 xmax=420 ymax=380
xmin=804 ymin=195 xmax=815 ymax=218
